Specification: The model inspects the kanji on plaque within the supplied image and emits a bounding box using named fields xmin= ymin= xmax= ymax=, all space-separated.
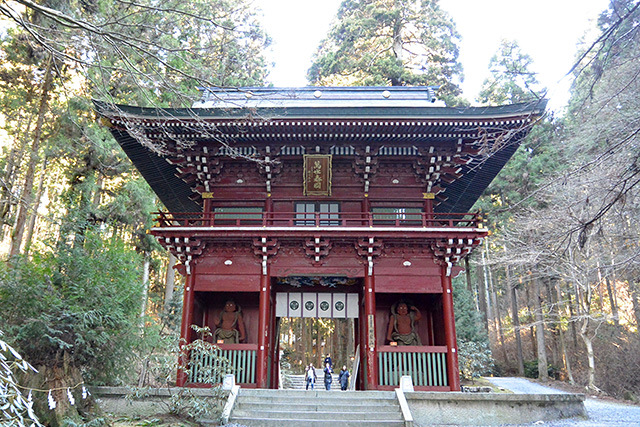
xmin=303 ymin=155 xmax=332 ymax=196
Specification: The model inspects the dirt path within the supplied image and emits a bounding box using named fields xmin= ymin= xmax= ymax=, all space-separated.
xmin=487 ymin=377 xmax=640 ymax=426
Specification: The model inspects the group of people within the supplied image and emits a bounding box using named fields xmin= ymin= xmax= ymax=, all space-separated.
xmin=304 ymin=355 xmax=350 ymax=391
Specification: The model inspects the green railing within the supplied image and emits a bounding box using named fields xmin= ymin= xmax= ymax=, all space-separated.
xmin=378 ymin=346 xmax=448 ymax=388
xmin=188 ymin=344 xmax=257 ymax=385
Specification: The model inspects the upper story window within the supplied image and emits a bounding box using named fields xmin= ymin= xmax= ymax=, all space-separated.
xmin=213 ymin=207 xmax=263 ymax=225
xmin=295 ymin=202 xmax=340 ymax=226
xmin=372 ymin=207 xmax=422 ymax=225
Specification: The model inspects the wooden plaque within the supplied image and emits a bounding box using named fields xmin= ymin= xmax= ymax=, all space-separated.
xmin=303 ymin=154 xmax=332 ymax=196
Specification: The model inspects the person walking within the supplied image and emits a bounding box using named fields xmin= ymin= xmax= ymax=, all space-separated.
xmin=305 ymin=363 xmax=317 ymax=390
xmin=323 ymin=363 xmax=333 ymax=390
xmin=338 ymin=365 xmax=350 ymax=391
xmin=323 ymin=354 xmax=333 ymax=368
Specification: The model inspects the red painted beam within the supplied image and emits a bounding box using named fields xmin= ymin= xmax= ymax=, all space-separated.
xmin=177 ymin=273 xmax=196 ymax=387
xmin=441 ymin=268 xmax=461 ymax=391
xmin=364 ymin=272 xmax=378 ymax=389
xmin=256 ymin=268 xmax=271 ymax=388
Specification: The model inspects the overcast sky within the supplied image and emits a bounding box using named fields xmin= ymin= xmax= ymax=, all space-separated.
xmin=256 ymin=0 xmax=610 ymax=110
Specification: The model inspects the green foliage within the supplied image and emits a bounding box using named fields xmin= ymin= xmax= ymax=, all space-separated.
xmin=0 ymin=231 xmax=144 ymax=384
xmin=3 ymin=0 xmax=270 ymax=108
xmin=308 ymin=0 xmax=465 ymax=105
xmin=473 ymin=119 xmax=566 ymax=230
xmin=128 ymin=326 xmax=231 ymax=422
xmin=453 ymin=280 xmax=488 ymax=343
xmin=453 ymin=279 xmax=495 ymax=381
xmin=477 ymin=40 xmax=545 ymax=105
xmin=523 ymin=360 xmax=559 ymax=379
xmin=472 ymin=39 xmax=561 ymax=233
xmin=458 ymin=341 xmax=494 ymax=382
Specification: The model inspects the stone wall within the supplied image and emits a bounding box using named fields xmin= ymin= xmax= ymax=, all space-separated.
xmin=406 ymin=392 xmax=586 ymax=426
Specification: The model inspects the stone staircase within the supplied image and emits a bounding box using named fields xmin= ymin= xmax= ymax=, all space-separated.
xmin=225 ymin=388 xmax=406 ymax=426
xmin=282 ymin=369 xmax=340 ymax=390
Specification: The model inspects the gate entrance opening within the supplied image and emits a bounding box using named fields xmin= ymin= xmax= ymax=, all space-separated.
xmin=277 ymin=318 xmax=356 ymax=388
xmin=273 ymin=287 xmax=360 ymax=389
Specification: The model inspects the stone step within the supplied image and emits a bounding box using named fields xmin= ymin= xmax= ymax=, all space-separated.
xmin=236 ymin=396 xmax=398 ymax=407
xmin=227 ymin=389 xmax=404 ymax=427
xmin=283 ymin=373 xmax=341 ymax=389
xmin=235 ymin=401 xmax=399 ymax=411
xmin=224 ymin=418 xmax=405 ymax=427
xmin=239 ymin=389 xmax=395 ymax=399
xmin=232 ymin=408 xmax=403 ymax=421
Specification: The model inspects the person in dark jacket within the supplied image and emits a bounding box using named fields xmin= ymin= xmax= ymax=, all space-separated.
xmin=323 ymin=354 xmax=333 ymax=368
xmin=323 ymin=363 xmax=333 ymax=390
xmin=338 ymin=365 xmax=350 ymax=391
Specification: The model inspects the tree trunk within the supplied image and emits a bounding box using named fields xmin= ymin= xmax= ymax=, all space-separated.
xmin=0 ymin=98 xmax=35 ymax=231
xmin=140 ymin=253 xmax=151 ymax=321
xmin=604 ymin=275 xmax=619 ymax=326
xmin=555 ymin=283 xmax=575 ymax=384
xmin=533 ymin=278 xmax=549 ymax=381
xmin=464 ymin=257 xmax=474 ymax=297
xmin=524 ymin=283 xmax=537 ymax=358
xmin=9 ymin=56 xmax=54 ymax=259
xmin=476 ymin=260 xmax=489 ymax=332
xmin=483 ymin=239 xmax=494 ymax=319
xmin=579 ymin=317 xmax=597 ymax=392
xmin=23 ymin=157 xmax=48 ymax=256
xmin=545 ymin=280 xmax=560 ymax=368
xmin=25 ymin=353 xmax=102 ymax=427
xmin=164 ymin=253 xmax=177 ymax=314
xmin=491 ymin=271 xmax=508 ymax=363
xmin=473 ymin=261 xmax=487 ymax=316
xmin=627 ymin=275 xmax=640 ymax=328
xmin=510 ymin=280 xmax=525 ymax=376
xmin=566 ymin=288 xmax=579 ymax=350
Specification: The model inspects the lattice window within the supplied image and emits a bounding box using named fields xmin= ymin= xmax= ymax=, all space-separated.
xmin=295 ymin=202 xmax=340 ymax=226
xmin=372 ymin=207 xmax=422 ymax=225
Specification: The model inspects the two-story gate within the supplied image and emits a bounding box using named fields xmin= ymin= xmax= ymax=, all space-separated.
xmin=97 ymin=87 xmax=546 ymax=390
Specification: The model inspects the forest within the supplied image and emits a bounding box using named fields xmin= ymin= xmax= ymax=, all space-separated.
xmin=1 ymin=0 xmax=639 ymax=425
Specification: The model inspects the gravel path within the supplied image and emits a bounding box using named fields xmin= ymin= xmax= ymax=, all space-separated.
xmin=487 ymin=377 xmax=640 ymax=426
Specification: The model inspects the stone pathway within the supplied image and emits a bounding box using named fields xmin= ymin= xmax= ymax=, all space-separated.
xmin=487 ymin=377 xmax=640 ymax=426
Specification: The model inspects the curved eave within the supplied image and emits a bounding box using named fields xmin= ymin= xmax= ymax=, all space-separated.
xmin=95 ymin=99 xmax=547 ymax=122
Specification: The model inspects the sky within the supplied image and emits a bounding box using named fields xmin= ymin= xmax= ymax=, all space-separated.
xmin=256 ymin=0 xmax=611 ymax=110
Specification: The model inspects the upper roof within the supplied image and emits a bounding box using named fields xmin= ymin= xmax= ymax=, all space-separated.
xmin=192 ymin=86 xmax=442 ymax=109
xmin=95 ymin=87 xmax=547 ymax=214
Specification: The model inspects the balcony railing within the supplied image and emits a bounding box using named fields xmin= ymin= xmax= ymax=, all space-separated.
xmin=154 ymin=211 xmax=483 ymax=229
xmin=188 ymin=344 xmax=257 ymax=385
xmin=378 ymin=346 xmax=448 ymax=389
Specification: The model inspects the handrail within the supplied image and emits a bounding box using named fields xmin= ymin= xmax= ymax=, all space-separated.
xmin=221 ymin=384 xmax=240 ymax=425
xmin=395 ymin=387 xmax=414 ymax=427
xmin=153 ymin=211 xmax=483 ymax=229
xmin=350 ymin=344 xmax=360 ymax=391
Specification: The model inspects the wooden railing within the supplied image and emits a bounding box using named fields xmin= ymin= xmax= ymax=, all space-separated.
xmin=188 ymin=344 xmax=257 ymax=385
xmin=154 ymin=211 xmax=483 ymax=229
xmin=378 ymin=346 xmax=448 ymax=388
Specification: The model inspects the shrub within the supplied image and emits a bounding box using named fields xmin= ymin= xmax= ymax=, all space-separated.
xmin=458 ymin=340 xmax=494 ymax=382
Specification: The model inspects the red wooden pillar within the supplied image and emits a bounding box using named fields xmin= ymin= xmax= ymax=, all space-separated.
xmin=364 ymin=267 xmax=378 ymax=389
xmin=269 ymin=287 xmax=278 ymax=389
xmin=177 ymin=271 xmax=196 ymax=387
xmin=441 ymin=267 xmax=461 ymax=391
xmin=256 ymin=266 xmax=271 ymax=388
xmin=424 ymin=195 xmax=433 ymax=226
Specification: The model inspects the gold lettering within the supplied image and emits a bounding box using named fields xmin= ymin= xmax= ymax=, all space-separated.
xmin=312 ymin=160 xmax=323 ymax=190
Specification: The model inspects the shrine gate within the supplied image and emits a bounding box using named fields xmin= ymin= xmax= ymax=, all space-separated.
xmin=97 ymin=87 xmax=545 ymax=391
